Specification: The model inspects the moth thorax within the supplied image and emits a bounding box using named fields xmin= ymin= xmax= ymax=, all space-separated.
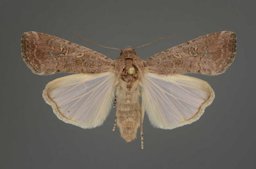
xmin=128 ymin=67 xmax=135 ymax=75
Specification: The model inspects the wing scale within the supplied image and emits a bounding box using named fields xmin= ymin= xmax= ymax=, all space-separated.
xmin=142 ymin=72 xmax=215 ymax=129
xmin=21 ymin=31 xmax=114 ymax=75
xmin=43 ymin=72 xmax=116 ymax=128
xmin=146 ymin=31 xmax=236 ymax=75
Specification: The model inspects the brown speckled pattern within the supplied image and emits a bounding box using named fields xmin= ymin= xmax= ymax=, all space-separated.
xmin=146 ymin=31 xmax=236 ymax=75
xmin=21 ymin=31 xmax=113 ymax=75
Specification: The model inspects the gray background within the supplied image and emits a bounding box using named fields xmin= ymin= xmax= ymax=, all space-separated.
xmin=1 ymin=0 xmax=255 ymax=168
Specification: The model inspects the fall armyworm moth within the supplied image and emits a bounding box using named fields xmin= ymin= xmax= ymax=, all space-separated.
xmin=21 ymin=31 xmax=236 ymax=149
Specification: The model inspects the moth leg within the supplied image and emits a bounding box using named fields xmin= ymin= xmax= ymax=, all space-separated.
xmin=112 ymin=116 xmax=117 ymax=132
xmin=113 ymin=96 xmax=117 ymax=108
xmin=140 ymin=127 xmax=144 ymax=150
xmin=140 ymin=106 xmax=145 ymax=150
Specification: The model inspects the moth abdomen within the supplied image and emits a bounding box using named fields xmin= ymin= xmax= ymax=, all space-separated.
xmin=116 ymin=83 xmax=141 ymax=142
xmin=116 ymin=108 xmax=141 ymax=142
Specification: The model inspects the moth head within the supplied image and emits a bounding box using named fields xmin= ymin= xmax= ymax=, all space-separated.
xmin=120 ymin=48 xmax=137 ymax=59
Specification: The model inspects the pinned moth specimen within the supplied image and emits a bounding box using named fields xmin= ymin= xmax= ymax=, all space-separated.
xmin=21 ymin=31 xmax=236 ymax=149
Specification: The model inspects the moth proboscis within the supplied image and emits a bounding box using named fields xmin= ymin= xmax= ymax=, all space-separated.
xmin=21 ymin=31 xmax=237 ymax=149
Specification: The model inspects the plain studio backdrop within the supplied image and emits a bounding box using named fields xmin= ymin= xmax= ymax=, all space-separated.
xmin=0 ymin=0 xmax=255 ymax=169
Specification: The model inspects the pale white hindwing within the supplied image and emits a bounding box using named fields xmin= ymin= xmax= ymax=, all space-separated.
xmin=43 ymin=72 xmax=116 ymax=128
xmin=141 ymin=73 xmax=215 ymax=129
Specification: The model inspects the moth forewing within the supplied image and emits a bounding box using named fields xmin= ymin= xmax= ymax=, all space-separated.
xmin=146 ymin=31 xmax=236 ymax=75
xmin=21 ymin=31 xmax=114 ymax=75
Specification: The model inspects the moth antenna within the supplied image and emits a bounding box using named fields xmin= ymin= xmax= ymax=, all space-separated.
xmin=112 ymin=116 xmax=117 ymax=132
xmin=75 ymin=33 xmax=120 ymax=51
xmin=134 ymin=35 xmax=173 ymax=49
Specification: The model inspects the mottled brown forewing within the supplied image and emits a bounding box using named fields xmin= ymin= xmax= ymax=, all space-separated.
xmin=146 ymin=31 xmax=236 ymax=75
xmin=21 ymin=31 xmax=114 ymax=75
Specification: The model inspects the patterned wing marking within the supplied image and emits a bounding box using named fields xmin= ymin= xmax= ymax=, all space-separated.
xmin=146 ymin=31 xmax=236 ymax=75
xmin=21 ymin=31 xmax=114 ymax=75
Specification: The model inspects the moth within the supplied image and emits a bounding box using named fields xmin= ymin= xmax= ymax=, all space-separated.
xmin=21 ymin=31 xmax=236 ymax=149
